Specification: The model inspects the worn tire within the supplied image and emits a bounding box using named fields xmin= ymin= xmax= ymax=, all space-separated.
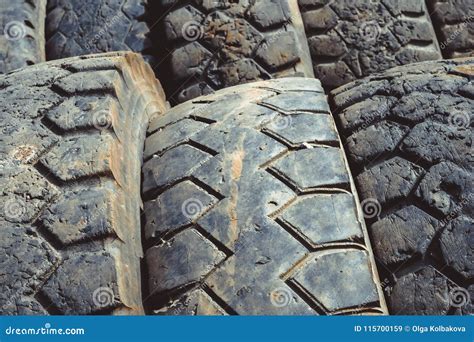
xmin=0 ymin=0 xmax=46 ymax=73
xmin=46 ymin=0 xmax=155 ymax=64
xmin=157 ymin=0 xmax=314 ymax=104
xmin=141 ymin=78 xmax=387 ymax=315
xmin=298 ymin=0 xmax=442 ymax=89
xmin=0 ymin=52 xmax=167 ymax=315
xmin=330 ymin=58 xmax=473 ymax=315
xmin=428 ymin=0 xmax=474 ymax=58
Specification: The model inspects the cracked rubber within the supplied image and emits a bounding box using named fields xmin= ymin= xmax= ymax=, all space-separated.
xmin=0 ymin=52 xmax=167 ymax=315
xmin=428 ymin=0 xmax=474 ymax=58
xmin=156 ymin=0 xmax=314 ymax=104
xmin=0 ymin=0 xmax=46 ymax=73
xmin=298 ymin=0 xmax=442 ymax=89
xmin=330 ymin=58 xmax=474 ymax=315
xmin=46 ymin=0 xmax=155 ymax=64
xmin=142 ymin=78 xmax=387 ymax=315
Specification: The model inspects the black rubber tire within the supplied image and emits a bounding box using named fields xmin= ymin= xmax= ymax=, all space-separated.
xmin=0 ymin=52 xmax=167 ymax=315
xmin=141 ymin=78 xmax=387 ymax=315
xmin=428 ymin=0 xmax=474 ymax=58
xmin=46 ymin=0 xmax=155 ymax=64
xmin=156 ymin=0 xmax=314 ymax=104
xmin=330 ymin=58 xmax=473 ymax=315
xmin=0 ymin=0 xmax=46 ymax=73
xmin=298 ymin=0 xmax=442 ymax=89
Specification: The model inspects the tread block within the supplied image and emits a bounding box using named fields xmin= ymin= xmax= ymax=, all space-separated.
xmin=389 ymin=267 xmax=451 ymax=315
xmin=0 ymin=225 xmax=59 ymax=310
xmin=1 ymin=166 xmax=59 ymax=223
xmin=264 ymin=113 xmax=338 ymax=145
xmin=40 ymin=134 xmax=114 ymax=181
xmin=54 ymin=70 xmax=118 ymax=94
xmin=142 ymin=144 xmax=213 ymax=194
xmin=144 ymin=180 xmax=218 ymax=239
xmin=370 ymin=206 xmax=440 ymax=267
xmin=356 ymin=157 xmax=424 ymax=207
xmin=346 ymin=121 xmax=409 ymax=165
xmin=440 ymin=216 xmax=473 ymax=279
xmin=279 ymin=194 xmax=363 ymax=245
xmin=144 ymin=119 xmax=209 ymax=159
xmin=41 ymin=188 xmax=115 ymax=245
xmin=272 ymin=147 xmax=349 ymax=189
xmin=154 ymin=289 xmax=226 ymax=315
xmin=146 ymin=229 xmax=226 ymax=295
xmin=291 ymin=249 xmax=379 ymax=312
xmin=262 ymin=92 xmax=330 ymax=113
xmin=42 ymin=252 xmax=120 ymax=314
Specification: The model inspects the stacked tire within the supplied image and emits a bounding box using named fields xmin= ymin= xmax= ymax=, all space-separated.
xmin=0 ymin=0 xmax=472 ymax=316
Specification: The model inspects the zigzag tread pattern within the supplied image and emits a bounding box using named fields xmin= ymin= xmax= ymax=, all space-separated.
xmin=0 ymin=52 xmax=167 ymax=315
xmin=142 ymin=78 xmax=387 ymax=315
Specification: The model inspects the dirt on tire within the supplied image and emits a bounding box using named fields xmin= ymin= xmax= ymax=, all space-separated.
xmin=0 ymin=0 xmax=47 ymax=73
xmin=0 ymin=52 xmax=167 ymax=315
xmin=330 ymin=58 xmax=473 ymax=315
xmin=141 ymin=78 xmax=387 ymax=315
xmin=156 ymin=0 xmax=314 ymax=104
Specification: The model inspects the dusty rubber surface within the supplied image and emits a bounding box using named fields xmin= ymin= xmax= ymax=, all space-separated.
xmin=428 ymin=0 xmax=474 ymax=58
xmin=298 ymin=0 xmax=442 ymax=89
xmin=156 ymin=0 xmax=314 ymax=104
xmin=46 ymin=0 xmax=155 ymax=64
xmin=330 ymin=58 xmax=473 ymax=315
xmin=0 ymin=0 xmax=46 ymax=73
xmin=141 ymin=78 xmax=387 ymax=315
xmin=0 ymin=52 xmax=167 ymax=315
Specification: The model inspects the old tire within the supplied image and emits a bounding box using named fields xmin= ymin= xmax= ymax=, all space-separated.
xmin=156 ymin=0 xmax=314 ymax=104
xmin=298 ymin=0 xmax=442 ymax=89
xmin=141 ymin=78 xmax=387 ymax=315
xmin=0 ymin=0 xmax=46 ymax=73
xmin=330 ymin=58 xmax=473 ymax=315
xmin=428 ymin=0 xmax=474 ymax=58
xmin=0 ymin=52 xmax=167 ymax=315
xmin=46 ymin=0 xmax=155 ymax=64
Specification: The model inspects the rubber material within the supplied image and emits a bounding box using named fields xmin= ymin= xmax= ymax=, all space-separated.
xmin=0 ymin=0 xmax=46 ymax=73
xmin=46 ymin=0 xmax=155 ymax=64
xmin=330 ymin=58 xmax=473 ymax=315
xmin=141 ymin=78 xmax=387 ymax=315
xmin=428 ymin=0 xmax=474 ymax=58
xmin=0 ymin=52 xmax=167 ymax=315
xmin=157 ymin=0 xmax=314 ymax=104
xmin=298 ymin=0 xmax=442 ymax=89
